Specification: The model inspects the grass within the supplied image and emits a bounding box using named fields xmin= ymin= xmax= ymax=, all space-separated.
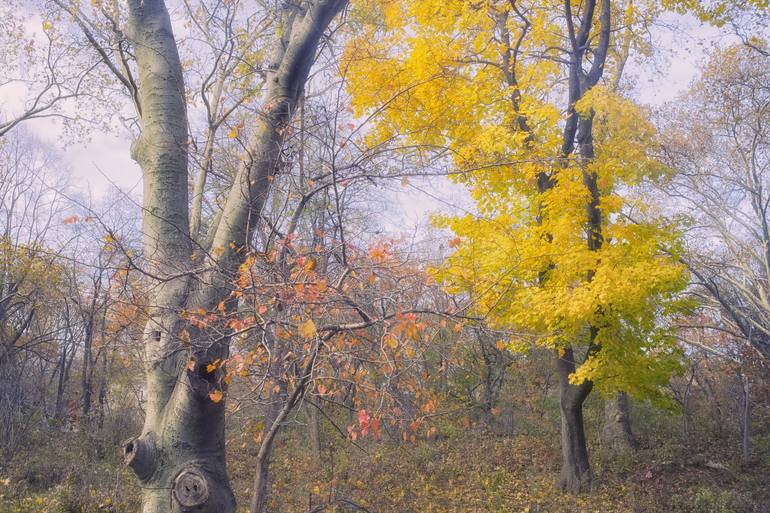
xmin=0 ymin=419 xmax=767 ymax=513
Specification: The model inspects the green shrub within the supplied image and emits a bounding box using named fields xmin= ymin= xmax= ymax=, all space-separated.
xmin=689 ymin=488 xmax=753 ymax=513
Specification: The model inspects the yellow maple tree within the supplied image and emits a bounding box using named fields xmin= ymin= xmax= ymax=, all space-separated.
xmin=345 ymin=0 xmax=691 ymax=491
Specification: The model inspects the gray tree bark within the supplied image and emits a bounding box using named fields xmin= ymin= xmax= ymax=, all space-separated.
xmin=122 ymin=2 xmax=234 ymax=512
xmin=602 ymin=392 xmax=637 ymax=451
xmin=117 ymin=1 xmax=346 ymax=512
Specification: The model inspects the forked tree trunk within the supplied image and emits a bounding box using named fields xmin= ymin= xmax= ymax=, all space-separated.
xmin=602 ymin=392 xmax=637 ymax=451
xmin=116 ymin=1 xmax=344 ymax=511
xmin=122 ymin=2 xmax=236 ymax=511
xmin=556 ymin=348 xmax=593 ymax=493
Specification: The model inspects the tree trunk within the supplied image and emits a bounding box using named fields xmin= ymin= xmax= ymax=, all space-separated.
xmin=96 ymin=353 xmax=109 ymax=429
xmin=250 ymin=361 xmax=317 ymax=513
xmin=556 ymin=348 xmax=592 ymax=493
xmin=81 ymin=321 xmax=93 ymax=419
xmin=54 ymin=336 xmax=71 ymax=422
xmin=602 ymin=392 xmax=637 ymax=451
xmin=307 ymin=400 xmax=322 ymax=465
xmin=250 ymin=370 xmax=285 ymax=513
xmin=740 ymin=373 xmax=750 ymax=460
xmin=251 ymin=452 xmax=271 ymax=513
xmin=115 ymin=1 xmax=345 ymax=511
xmin=122 ymin=2 xmax=235 ymax=511
xmin=123 ymin=378 xmax=235 ymax=512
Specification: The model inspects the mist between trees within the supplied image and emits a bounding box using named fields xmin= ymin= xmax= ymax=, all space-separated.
xmin=0 ymin=1 xmax=769 ymax=512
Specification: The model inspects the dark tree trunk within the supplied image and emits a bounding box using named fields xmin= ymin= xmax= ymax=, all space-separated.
xmin=96 ymin=353 xmax=109 ymax=429
xmin=556 ymin=348 xmax=593 ymax=493
xmin=54 ymin=338 xmax=70 ymax=422
xmin=81 ymin=322 xmax=93 ymax=419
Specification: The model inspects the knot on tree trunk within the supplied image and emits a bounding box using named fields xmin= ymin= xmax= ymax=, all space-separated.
xmin=173 ymin=468 xmax=210 ymax=510
xmin=122 ymin=433 xmax=157 ymax=482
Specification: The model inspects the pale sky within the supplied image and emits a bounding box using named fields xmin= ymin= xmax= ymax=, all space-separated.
xmin=0 ymin=10 xmax=730 ymax=231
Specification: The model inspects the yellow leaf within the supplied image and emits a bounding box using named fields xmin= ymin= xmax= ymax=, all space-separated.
xmin=385 ymin=336 xmax=398 ymax=350
xmin=298 ymin=319 xmax=317 ymax=339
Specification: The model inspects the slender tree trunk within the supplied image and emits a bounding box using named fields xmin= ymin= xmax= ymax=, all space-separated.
xmin=602 ymin=392 xmax=637 ymax=451
xmin=250 ymin=345 xmax=319 ymax=513
xmin=545 ymin=0 xmax=609 ymax=495
xmin=307 ymin=400 xmax=322 ymax=465
xmin=81 ymin=322 xmax=93 ymax=419
xmin=251 ymin=420 xmax=277 ymax=513
xmin=740 ymin=373 xmax=750 ymax=460
xmin=556 ymin=348 xmax=593 ymax=493
xmin=251 ymin=367 xmax=285 ymax=513
xmin=96 ymin=353 xmax=109 ymax=429
xmin=54 ymin=338 xmax=70 ymax=421
xmin=251 ymin=452 xmax=272 ymax=513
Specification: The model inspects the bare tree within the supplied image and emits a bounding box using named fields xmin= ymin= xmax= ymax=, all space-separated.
xmin=664 ymin=44 xmax=770 ymax=361
xmin=0 ymin=129 xmax=69 ymax=451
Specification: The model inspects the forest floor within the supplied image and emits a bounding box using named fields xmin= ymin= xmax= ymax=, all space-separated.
xmin=1 ymin=418 xmax=768 ymax=513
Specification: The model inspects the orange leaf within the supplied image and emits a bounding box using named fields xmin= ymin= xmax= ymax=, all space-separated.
xmin=209 ymin=390 xmax=223 ymax=403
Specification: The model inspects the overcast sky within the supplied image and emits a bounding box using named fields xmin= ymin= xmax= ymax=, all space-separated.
xmin=0 ymin=10 xmax=731 ymax=231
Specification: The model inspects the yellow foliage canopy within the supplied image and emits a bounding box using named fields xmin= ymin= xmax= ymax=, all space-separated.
xmin=345 ymin=0 xmax=690 ymax=399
